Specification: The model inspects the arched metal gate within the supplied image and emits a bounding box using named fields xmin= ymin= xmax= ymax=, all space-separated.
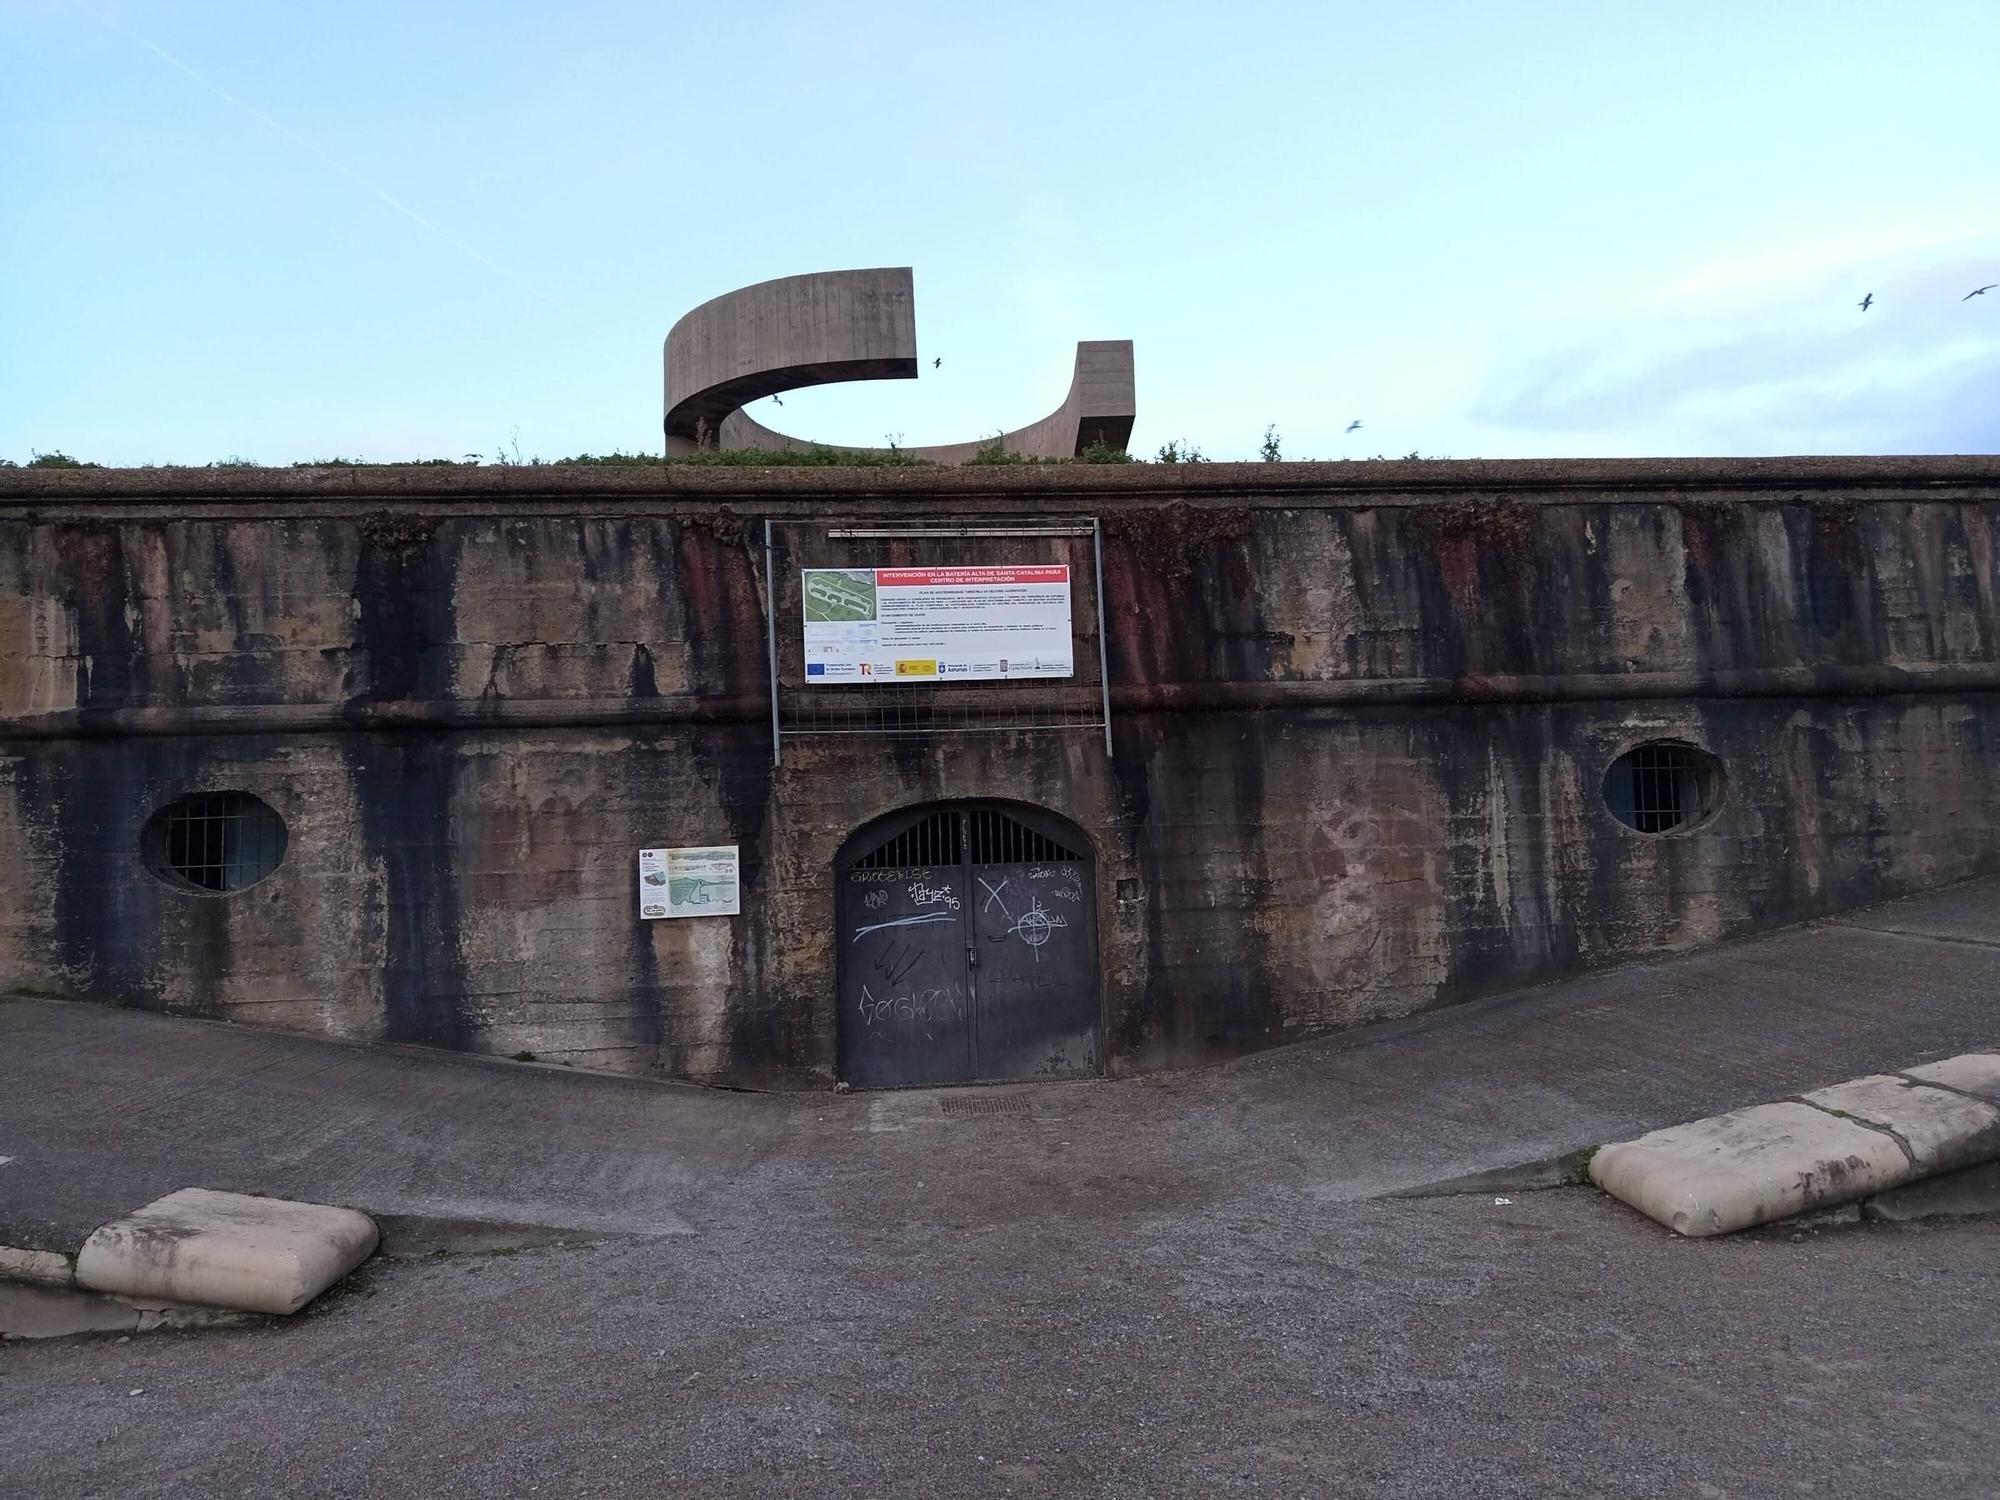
xmin=836 ymin=802 xmax=1100 ymax=1088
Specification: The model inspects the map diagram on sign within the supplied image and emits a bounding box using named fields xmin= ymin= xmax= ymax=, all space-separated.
xmin=801 ymin=565 xmax=1073 ymax=684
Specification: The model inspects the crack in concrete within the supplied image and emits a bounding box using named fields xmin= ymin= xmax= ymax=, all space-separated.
xmin=1892 ymin=1071 xmax=2000 ymax=1109
xmin=1790 ymin=1096 xmax=1919 ymax=1168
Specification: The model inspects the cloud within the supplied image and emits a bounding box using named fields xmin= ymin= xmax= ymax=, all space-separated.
xmin=1472 ymin=231 xmax=2000 ymax=455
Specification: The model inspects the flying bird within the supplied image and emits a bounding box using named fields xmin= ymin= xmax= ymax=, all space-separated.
xmin=1859 ymin=293 xmax=1874 ymax=311
xmin=1966 ymin=284 xmax=1998 ymax=300
xmin=1345 ymin=420 xmax=1363 ymax=433
xmin=771 ymin=395 xmax=782 ymax=406
xmin=933 ymin=357 xmax=942 ymax=368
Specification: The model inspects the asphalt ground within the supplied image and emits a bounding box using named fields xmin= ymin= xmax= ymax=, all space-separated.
xmin=3 ymin=880 xmax=1997 ymax=1498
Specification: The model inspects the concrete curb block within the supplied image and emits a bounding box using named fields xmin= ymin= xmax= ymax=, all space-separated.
xmin=1802 ymin=1073 xmax=2000 ymax=1174
xmin=0 ymin=1244 xmax=76 ymax=1288
xmin=74 ymin=1188 xmax=379 ymax=1316
xmin=1589 ymin=1051 xmax=2000 ymax=1236
xmin=1903 ymin=1053 xmax=2000 ymax=1104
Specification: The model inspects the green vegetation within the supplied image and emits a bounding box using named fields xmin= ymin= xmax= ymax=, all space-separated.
xmin=4 ymin=427 xmax=1471 ymax=469
xmin=1559 ymin=1145 xmax=1601 ymax=1182
xmin=1078 ymin=438 xmax=1133 ymax=464
xmin=294 ymin=456 xmax=465 ymax=468
xmin=967 ymin=433 xmax=1020 ymax=465
xmin=673 ymin=444 xmax=930 ymax=467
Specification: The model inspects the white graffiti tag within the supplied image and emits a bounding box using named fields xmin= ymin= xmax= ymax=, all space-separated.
xmin=978 ymin=875 xmax=1014 ymax=917
xmin=906 ymin=880 xmax=960 ymax=910
xmin=851 ymin=912 xmax=956 ymax=942
xmin=858 ymin=982 xmax=967 ymax=1039
xmin=1005 ymin=896 xmax=1069 ymax=962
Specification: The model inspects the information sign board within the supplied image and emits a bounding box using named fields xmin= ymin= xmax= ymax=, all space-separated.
xmin=637 ymin=846 xmax=741 ymax=919
xmin=801 ymin=565 xmax=1073 ymax=683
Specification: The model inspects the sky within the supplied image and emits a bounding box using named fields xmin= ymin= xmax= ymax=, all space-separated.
xmin=3 ymin=0 xmax=1998 ymax=466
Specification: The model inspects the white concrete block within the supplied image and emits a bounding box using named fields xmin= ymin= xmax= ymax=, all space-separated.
xmin=1902 ymin=1052 xmax=2000 ymax=1105
xmin=0 ymin=1244 xmax=74 ymax=1288
xmin=1589 ymin=1101 xmax=1911 ymax=1237
xmin=74 ymin=1189 xmax=377 ymax=1316
xmin=1803 ymin=1073 xmax=2000 ymax=1174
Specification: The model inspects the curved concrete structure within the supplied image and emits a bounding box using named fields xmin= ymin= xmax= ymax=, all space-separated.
xmin=664 ymin=267 xmax=1134 ymax=460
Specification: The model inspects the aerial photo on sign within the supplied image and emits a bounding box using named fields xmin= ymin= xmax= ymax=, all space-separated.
xmin=802 ymin=565 xmax=1073 ymax=683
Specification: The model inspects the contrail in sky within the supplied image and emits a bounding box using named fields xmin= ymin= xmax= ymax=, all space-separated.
xmin=83 ymin=5 xmax=559 ymax=306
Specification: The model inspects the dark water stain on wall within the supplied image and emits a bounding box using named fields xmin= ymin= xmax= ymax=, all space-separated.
xmin=54 ymin=526 xmax=145 ymax=712
xmin=347 ymin=515 xmax=453 ymax=708
xmin=618 ymin=729 xmax=670 ymax=1071
xmin=672 ymin=524 xmax=784 ymax=1077
xmin=342 ymin=732 xmax=472 ymax=1049
xmin=13 ymin=738 xmax=247 ymax=1015
xmin=1104 ymin=714 xmax=1167 ymax=1062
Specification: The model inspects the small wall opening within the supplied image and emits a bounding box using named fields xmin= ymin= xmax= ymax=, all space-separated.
xmin=1603 ymin=741 xmax=1723 ymax=835
xmin=144 ymin=791 xmax=288 ymax=893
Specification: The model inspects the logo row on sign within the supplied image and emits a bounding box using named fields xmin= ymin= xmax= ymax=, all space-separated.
xmin=806 ymin=657 xmax=1065 ymax=680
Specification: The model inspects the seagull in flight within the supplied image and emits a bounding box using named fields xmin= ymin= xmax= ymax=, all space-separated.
xmin=771 ymin=395 xmax=783 ymax=406
xmin=933 ymin=357 xmax=942 ymax=368
xmin=1345 ymin=419 xmax=1363 ymax=433
xmin=1858 ymin=292 xmax=1874 ymax=311
xmin=1966 ymin=284 xmax=1998 ymax=300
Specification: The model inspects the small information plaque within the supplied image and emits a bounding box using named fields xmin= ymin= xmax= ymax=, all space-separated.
xmin=637 ymin=845 xmax=740 ymax=919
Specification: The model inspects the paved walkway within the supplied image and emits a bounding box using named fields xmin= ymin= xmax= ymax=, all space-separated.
xmin=6 ymin=877 xmax=1997 ymax=1252
xmin=3 ymin=879 xmax=1998 ymax=1497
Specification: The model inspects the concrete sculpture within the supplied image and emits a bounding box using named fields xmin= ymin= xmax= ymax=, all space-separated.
xmin=663 ymin=267 xmax=1134 ymax=460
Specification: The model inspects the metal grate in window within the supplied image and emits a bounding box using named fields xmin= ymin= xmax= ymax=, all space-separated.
xmin=852 ymin=808 xmax=962 ymax=870
xmin=1604 ymin=742 xmax=1717 ymax=834
xmin=967 ymin=808 xmax=1081 ymax=867
xmin=147 ymin=791 xmax=288 ymax=892
xmin=850 ymin=806 xmax=1086 ymax=870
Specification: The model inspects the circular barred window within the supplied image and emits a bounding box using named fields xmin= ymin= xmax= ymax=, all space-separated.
xmin=1603 ymin=741 xmax=1723 ymax=835
xmin=144 ymin=791 xmax=288 ymax=893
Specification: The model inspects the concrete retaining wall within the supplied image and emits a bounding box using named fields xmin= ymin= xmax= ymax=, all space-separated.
xmin=3 ymin=459 xmax=1998 ymax=1085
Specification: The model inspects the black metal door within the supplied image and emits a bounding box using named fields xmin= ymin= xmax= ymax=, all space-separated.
xmin=837 ymin=803 xmax=1099 ymax=1088
xmin=964 ymin=808 xmax=1099 ymax=1080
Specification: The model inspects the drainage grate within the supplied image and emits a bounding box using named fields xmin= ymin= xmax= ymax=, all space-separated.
xmin=939 ymin=1094 xmax=1033 ymax=1117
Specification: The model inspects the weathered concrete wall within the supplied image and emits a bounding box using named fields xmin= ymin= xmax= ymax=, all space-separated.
xmin=3 ymin=459 xmax=1998 ymax=1085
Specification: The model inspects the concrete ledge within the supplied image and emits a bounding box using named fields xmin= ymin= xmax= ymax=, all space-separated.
xmin=74 ymin=1189 xmax=378 ymax=1316
xmin=1590 ymin=1051 xmax=2000 ymax=1236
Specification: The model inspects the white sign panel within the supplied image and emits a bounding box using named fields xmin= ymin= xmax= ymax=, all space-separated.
xmin=801 ymin=565 xmax=1073 ymax=684
xmin=637 ymin=846 xmax=740 ymax=920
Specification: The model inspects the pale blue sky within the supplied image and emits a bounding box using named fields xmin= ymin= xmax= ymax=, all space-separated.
xmin=4 ymin=0 xmax=1997 ymax=465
